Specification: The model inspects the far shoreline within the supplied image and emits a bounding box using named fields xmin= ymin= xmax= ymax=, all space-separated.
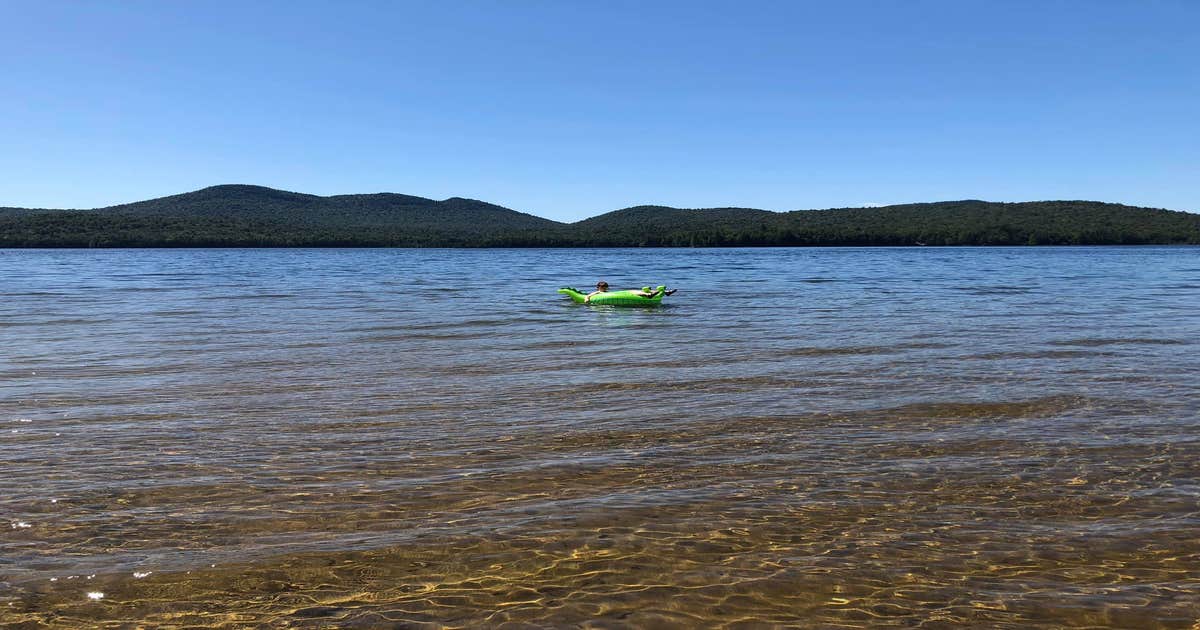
xmin=3 ymin=243 xmax=1197 ymax=251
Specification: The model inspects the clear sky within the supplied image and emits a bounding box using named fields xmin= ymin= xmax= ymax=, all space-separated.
xmin=2 ymin=1 xmax=1196 ymax=221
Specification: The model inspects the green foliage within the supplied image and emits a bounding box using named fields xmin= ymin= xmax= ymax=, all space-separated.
xmin=1 ymin=187 xmax=1197 ymax=247
xmin=553 ymin=200 xmax=1200 ymax=247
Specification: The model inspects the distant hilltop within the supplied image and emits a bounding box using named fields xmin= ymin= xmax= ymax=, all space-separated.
xmin=1 ymin=184 xmax=1197 ymax=247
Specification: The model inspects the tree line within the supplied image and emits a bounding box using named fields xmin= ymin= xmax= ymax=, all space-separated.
xmin=1 ymin=196 xmax=1197 ymax=247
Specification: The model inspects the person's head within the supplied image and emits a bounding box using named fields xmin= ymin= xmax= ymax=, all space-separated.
xmin=596 ymin=280 xmax=609 ymax=291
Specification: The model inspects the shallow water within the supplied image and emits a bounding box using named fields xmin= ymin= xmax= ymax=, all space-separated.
xmin=1 ymin=247 xmax=1198 ymax=628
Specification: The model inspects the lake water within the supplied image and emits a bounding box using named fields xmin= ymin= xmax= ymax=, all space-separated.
xmin=2 ymin=247 xmax=1198 ymax=628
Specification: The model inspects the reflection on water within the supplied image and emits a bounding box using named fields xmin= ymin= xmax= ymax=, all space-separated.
xmin=1 ymin=247 xmax=1198 ymax=627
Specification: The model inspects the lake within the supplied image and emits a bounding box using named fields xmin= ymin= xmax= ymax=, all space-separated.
xmin=2 ymin=247 xmax=1198 ymax=627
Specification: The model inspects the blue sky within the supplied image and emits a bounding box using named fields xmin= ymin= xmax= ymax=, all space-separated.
xmin=2 ymin=1 xmax=1196 ymax=221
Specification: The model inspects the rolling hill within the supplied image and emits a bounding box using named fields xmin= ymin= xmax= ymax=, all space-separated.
xmin=570 ymin=200 xmax=1200 ymax=246
xmin=0 ymin=185 xmax=564 ymax=247
xmin=1 ymin=186 xmax=1197 ymax=247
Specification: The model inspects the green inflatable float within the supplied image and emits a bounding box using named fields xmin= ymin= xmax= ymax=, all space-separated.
xmin=558 ymin=285 xmax=669 ymax=307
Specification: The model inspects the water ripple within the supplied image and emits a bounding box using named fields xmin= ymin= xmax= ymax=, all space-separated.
xmin=1 ymin=246 xmax=1198 ymax=627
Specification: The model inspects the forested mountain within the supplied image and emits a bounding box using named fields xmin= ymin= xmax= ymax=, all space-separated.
xmin=0 ymin=185 xmax=564 ymax=247
xmin=1 ymin=186 xmax=1197 ymax=247
xmin=571 ymin=200 xmax=1200 ymax=246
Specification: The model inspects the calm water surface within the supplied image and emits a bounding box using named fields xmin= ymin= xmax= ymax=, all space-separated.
xmin=1 ymin=247 xmax=1198 ymax=628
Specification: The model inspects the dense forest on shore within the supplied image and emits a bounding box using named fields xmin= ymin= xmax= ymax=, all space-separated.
xmin=1 ymin=185 xmax=1197 ymax=247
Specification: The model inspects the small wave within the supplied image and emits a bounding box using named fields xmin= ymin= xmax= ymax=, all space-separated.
xmin=877 ymin=395 xmax=1101 ymax=420
xmin=957 ymin=285 xmax=1035 ymax=295
xmin=779 ymin=345 xmax=898 ymax=357
xmin=778 ymin=342 xmax=950 ymax=357
xmin=346 ymin=319 xmax=509 ymax=333
xmin=530 ymin=340 xmax=586 ymax=349
xmin=363 ymin=332 xmax=494 ymax=341
xmin=558 ymin=375 xmax=798 ymax=395
xmin=1049 ymin=338 xmax=1188 ymax=347
xmin=969 ymin=350 xmax=1105 ymax=360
